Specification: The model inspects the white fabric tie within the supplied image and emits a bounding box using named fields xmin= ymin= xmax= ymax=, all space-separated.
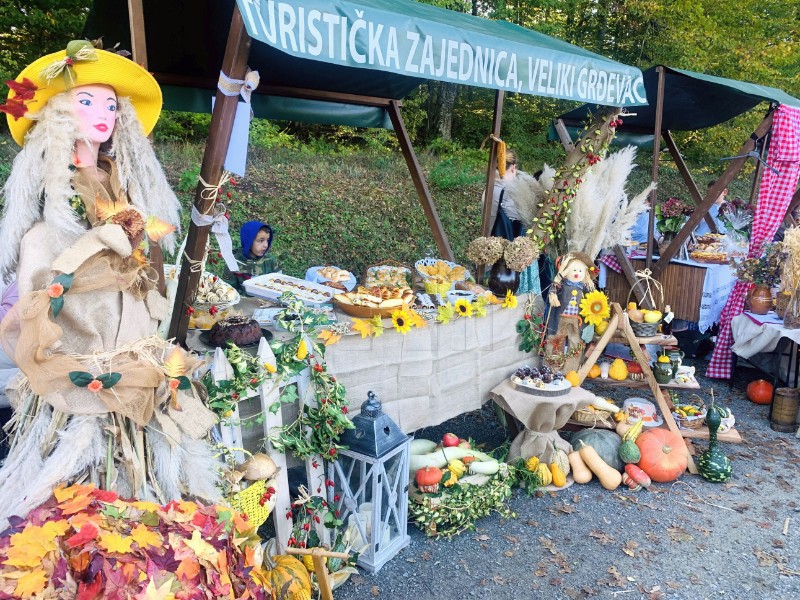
xmin=190 ymin=205 xmax=239 ymax=273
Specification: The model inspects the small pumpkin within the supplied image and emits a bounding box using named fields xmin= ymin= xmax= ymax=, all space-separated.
xmin=525 ymin=456 xmax=540 ymax=472
xmin=746 ymin=379 xmax=773 ymax=405
xmin=608 ymin=358 xmax=628 ymax=381
xmin=635 ymin=429 xmax=688 ymax=483
xmin=565 ymin=370 xmax=580 ymax=387
xmin=588 ymin=364 xmax=602 ymax=379
xmin=415 ymin=466 xmax=444 ymax=493
xmin=263 ymin=547 xmax=312 ymax=600
xmin=626 ymin=361 xmax=643 ymax=374
xmin=550 ymin=462 xmax=567 ymax=487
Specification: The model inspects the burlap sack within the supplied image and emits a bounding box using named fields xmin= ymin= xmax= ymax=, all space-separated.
xmin=507 ymin=429 xmax=572 ymax=463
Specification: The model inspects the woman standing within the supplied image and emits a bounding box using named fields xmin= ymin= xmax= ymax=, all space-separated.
xmin=0 ymin=41 xmax=220 ymax=524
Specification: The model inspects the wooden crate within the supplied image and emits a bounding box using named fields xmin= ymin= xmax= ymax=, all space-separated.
xmin=603 ymin=259 xmax=707 ymax=322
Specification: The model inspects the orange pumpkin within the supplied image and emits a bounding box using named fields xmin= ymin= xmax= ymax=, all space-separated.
xmin=415 ymin=466 xmax=443 ymax=492
xmin=635 ymin=429 xmax=688 ymax=483
xmin=746 ymin=379 xmax=773 ymax=405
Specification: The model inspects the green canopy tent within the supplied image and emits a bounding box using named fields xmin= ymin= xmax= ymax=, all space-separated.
xmin=554 ymin=65 xmax=800 ymax=294
xmin=85 ymin=0 xmax=647 ymax=341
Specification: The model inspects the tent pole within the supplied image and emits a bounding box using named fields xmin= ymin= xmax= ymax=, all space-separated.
xmin=126 ymin=0 xmax=167 ymax=296
xmin=663 ymin=130 xmax=717 ymax=233
xmin=387 ymin=100 xmax=454 ymax=261
xmin=168 ymin=6 xmax=251 ymax=344
xmin=652 ymin=109 xmax=775 ymax=278
xmin=646 ymin=66 xmax=666 ymax=272
xmin=477 ymin=90 xmax=504 ymax=282
xmin=553 ymin=118 xmax=575 ymax=153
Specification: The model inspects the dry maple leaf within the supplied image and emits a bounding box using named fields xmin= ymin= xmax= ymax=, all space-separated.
xmin=131 ymin=523 xmax=162 ymax=549
xmin=145 ymin=215 xmax=176 ymax=242
xmin=98 ymin=532 xmax=133 ymax=554
xmin=351 ymin=318 xmax=373 ymax=338
xmin=14 ymin=568 xmax=48 ymax=598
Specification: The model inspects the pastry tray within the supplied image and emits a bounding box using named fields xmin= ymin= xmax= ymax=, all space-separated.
xmin=244 ymin=273 xmax=334 ymax=306
xmin=510 ymin=375 xmax=572 ymax=397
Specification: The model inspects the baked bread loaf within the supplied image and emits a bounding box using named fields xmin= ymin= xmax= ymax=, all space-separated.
xmin=208 ymin=315 xmax=262 ymax=347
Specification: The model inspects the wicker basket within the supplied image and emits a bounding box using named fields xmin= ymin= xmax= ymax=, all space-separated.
xmin=570 ymin=407 xmax=614 ymax=428
xmin=672 ymin=394 xmax=707 ymax=430
xmin=776 ymin=291 xmax=792 ymax=319
xmin=627 ymin=273 xmax=664 ymax=337
xmin=363 ymin=260 xmax=412 ymax=288
xmin=228 ymin=479 xmax=272 ymax=527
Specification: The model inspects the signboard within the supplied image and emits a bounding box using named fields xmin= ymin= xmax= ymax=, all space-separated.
xmin=236 ymin=0 xmax=647 ymax=106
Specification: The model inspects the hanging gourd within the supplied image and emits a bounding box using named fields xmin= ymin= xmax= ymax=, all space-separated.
xmin=697 ymin=398 xmax=732 ymax=482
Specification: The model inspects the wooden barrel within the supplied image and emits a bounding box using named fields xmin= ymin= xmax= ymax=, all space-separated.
xmin=771 ymin=388 xmax=800 ymax=433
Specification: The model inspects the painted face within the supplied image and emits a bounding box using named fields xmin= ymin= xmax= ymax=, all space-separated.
xmin=70 ymin=83 xmax=117 ymax=145
xmin=564 ymin=260 xmax=588 ymax=283
xmin=250 ymin=230 xmax=271 ymax=258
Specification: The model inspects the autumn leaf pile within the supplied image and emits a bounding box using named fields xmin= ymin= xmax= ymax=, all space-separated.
xmin=0 ymin=483 xmax=273 ymax=599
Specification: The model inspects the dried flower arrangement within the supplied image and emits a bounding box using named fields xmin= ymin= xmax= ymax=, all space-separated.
xmin=781 ymin=227 xmax=800 ymax=291
xmin=730 ymin=242 xmax=785 ymax=287
xmin=466 ymin=236 xmax=539 ymax=272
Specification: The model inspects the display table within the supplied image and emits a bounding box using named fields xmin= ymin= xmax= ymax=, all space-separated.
xmin=731 ymin=311 xmax=800 ymax=387
xmin=600 ymin=255 xmax=736 ymax=332
xmin=188 ymin=300 xmax=533 ymax=433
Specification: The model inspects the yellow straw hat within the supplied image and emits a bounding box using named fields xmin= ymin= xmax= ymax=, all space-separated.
xmin=2 ymin=40 xmax=162 ymax=146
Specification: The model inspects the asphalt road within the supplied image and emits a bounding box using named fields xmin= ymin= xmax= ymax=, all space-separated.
xmin=335 ymin=358 xmax=800 ymax=600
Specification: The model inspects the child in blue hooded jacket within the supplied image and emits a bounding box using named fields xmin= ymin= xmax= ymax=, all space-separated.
xmin=224 ymin=220 xmax=279 ymax=292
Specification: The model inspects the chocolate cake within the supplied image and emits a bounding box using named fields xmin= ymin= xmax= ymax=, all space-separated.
xmin=208 ymin=315 xmax=263 ymax=347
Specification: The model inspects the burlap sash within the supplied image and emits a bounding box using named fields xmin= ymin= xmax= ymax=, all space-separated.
xmin=2 ymin=244 xmax=164 ymax=425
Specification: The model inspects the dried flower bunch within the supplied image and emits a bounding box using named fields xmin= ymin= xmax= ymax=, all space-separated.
xmin=467 ymin=236 xmax=539 ymax=272
xmin=655 ymin=197 xmax=694 ymax=234
xmin=730 ymin=242 xmax=785 ymax=288
xmin=781 ymin=227 xmax=800 ymax=291
xmin=466 ymin=236 xmax=508 ymax=265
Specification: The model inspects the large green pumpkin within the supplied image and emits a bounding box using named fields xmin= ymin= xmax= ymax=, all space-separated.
xmin=570 ymin=429 xmax=624 ymax=471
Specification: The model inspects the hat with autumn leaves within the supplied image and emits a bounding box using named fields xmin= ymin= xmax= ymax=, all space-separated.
xmin=1 ymin=40 xmax=162 ymax=146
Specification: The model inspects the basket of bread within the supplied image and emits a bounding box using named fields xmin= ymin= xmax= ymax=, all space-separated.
xmin=415 ymin=258 xmax=469 ymax=295
xmin=690 ymin=233 xmax=728 ymax=264
xmin=333 ymin=285 xmax=415 ymax=318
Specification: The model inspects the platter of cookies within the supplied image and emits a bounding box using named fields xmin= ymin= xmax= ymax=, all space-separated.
xmin=333 ymin=285 xmax=415 ymax=318
xmin=244 ymin=273 xmax=334 ymax=305
xmin=305 ymin=265 xmax=357 ymax=291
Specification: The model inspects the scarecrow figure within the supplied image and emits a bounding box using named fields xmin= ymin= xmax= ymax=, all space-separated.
xmin=545 ymin=252 xmax=597 ymax=373
xmin=0 ymin=40 xmax=219 ymax=525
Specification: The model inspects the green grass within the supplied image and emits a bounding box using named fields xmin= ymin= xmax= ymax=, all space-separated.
xmin=0 ymin=132 xmax=762 ymax=281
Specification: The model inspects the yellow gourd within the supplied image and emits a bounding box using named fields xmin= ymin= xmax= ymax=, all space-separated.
xmin=295 ymin=339 xmax=309 ymax=361
xmin=535 ymin=462 xmax=552 ymax=486
xmin=595 ymin=320 xmax=609 ymax=335
xmin=608 ymin=358 xmax=628 ymax=381
xmin=578 ymin=444 xmax=622 ymax=490
xmin=588 ymin=364 xmax=602 ymax=379
xmin=263 ymin=552 xmax=312 ymax=600
xmin=568 ymin=450 xmax=593 ymax=484
xmin=550 ymin=463 xmax=567 ymax=487
xmin=525 ymin=456 xmax=540 ymax=472
xmin=565 ymin=370 xmax=580 ymax=387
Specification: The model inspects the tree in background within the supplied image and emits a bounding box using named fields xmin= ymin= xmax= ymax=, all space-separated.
xmin=0 ymin=0 xmax=92 ymax=83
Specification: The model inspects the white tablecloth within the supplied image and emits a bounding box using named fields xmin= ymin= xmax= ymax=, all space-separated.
xmin=599 ymin=255 xmax=736 ymax=333
xmin=731 ymin=311 xmax=798 ymax=359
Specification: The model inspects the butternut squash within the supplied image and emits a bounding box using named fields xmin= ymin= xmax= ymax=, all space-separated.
xmin=568 ymin=450 xmax=593 ymax=484
xmin=578 ymin=445 xmax=622 ymax=490
xmin=615 ymin=420 xmax=632 ymax=437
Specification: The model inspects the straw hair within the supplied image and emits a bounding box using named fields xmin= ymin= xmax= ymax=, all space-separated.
xmin=6 ymin=45 xmax=162 ymax=146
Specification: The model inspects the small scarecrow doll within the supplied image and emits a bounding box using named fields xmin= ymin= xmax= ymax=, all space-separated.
xmin=545 ymin=252 xmax=598 ymax=373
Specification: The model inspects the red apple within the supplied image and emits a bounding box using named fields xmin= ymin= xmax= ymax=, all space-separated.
xmin=441 ymin=433 xmax=460 ymax=447
xmin=458 ymin=439 xmax=471 ymax=449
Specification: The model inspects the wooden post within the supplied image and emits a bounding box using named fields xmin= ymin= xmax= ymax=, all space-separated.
xmin=553 ymin=118 xmax=575 ymax=152
xmin=663 ymin=130 xmax=717 ymax=233
xmin=285 ymin=547 xmax=350 ymax=600
xmin=387 ymin=100 xmax=454 ymax=261
xmin=476 ymin=90 xmax=504 ymax=282
xmin=646 ymin=66 xmax=666 ymax=272
xmin=168 ymin=7 xmax=251 ymax=343
xmin=652 ymin=109 xmax=775 ymax=278
xmin=126 ymin=0 xmax=166 ymax=296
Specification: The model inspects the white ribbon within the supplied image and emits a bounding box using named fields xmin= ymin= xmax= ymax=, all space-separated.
xmin=217 ymin=69 xmax=260 ymax=104
xmin=191 ymin=204 xmax=239 ymax=273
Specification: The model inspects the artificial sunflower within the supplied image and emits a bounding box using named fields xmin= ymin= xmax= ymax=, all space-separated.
xmin=392 ymin=309 xmax=413 ymax=334
xmin=454 ymin=299 xmax=473 ymax=317
xmin=579 ymin=290 xmax=610 ymax=326
xmin=502 ymin=290 xmax=518 ymax=309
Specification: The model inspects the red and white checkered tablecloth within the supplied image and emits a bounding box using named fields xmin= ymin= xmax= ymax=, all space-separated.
xmin=708 ymin=104 xmax=800 ymax=378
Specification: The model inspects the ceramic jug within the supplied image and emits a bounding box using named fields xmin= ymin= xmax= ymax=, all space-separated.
xmin=653 ymin=361 xmax=673 ymax=384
